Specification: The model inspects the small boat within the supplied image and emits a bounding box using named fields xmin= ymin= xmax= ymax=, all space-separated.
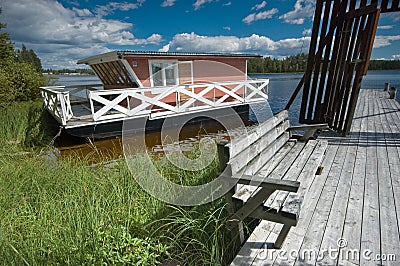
xmin=40 ymin=51 xmax=269 ymax=138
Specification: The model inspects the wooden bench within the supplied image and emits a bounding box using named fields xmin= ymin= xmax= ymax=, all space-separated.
xmin=217 ymin=110 xmax=328 ymax=250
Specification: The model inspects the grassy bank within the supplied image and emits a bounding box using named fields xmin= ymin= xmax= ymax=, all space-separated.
xmin=0 ymin=103 xmax=237 ymax=265
xmin=0 ymin=101 xmax=57 ymax=154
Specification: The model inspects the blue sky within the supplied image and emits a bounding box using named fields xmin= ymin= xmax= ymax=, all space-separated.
xmin=1 ymin=0 xmax=399 ymax=69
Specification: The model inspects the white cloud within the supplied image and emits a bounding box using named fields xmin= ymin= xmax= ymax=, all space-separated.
xmin=1 ymin=0 xmax=161 ymax=68
xmin=66 ymin=0 xmax=80 ymax=7
xmin=193 ymin=0 xmax=215 ymax=10
xmin=252 ymin=1 xmax=267 ymax=11
xmin=243 ymin=9 xmax=279 ymax=24
xmin=94 ymin=1 xmax=145 ymax=17
xmin=392 ymin=54 xmax=400 ymax=59
xmin=382 ymin=12 xmax=400 ymax=22
xmin=377 ymin=25 xmax=393 ymax=30
xmin=159 ymin=32 xmax=311 ymax=57
xmin=223 ymin=26 xmax=231 ymax=31
xmin=302 ymin=28 xmax=312 ymax=36
xmin=136 ymin=34 xmax=163 ymax=44
xmin=159 ymin=44 xmax=170 ymax=52
xmin=391 ymin=13 xmax=400 ymax=21
xmin=72 ymin=7 xmax=93 ymax=17
xmin=373 ymin=35 xmax=400 ymax=48
xmin=279 ymin=0 xmax=315 ymax=24
xmin=223 ymin=2 xmax=232 ymax=7
xmin=41 ymin=45 xmax=112 ymax=69
xmin=161 ymin=0 xmax=176 ymax=7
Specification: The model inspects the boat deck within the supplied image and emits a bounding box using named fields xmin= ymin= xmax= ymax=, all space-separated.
xmin=231 ymin=89 xmax=400 ymax=265
xmin=65 ymin=102 xmax=94 ymax=127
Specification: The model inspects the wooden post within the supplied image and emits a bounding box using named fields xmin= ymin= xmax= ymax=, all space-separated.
xmin=217 ymin=140 xmax=244 ymax=250
xmin=217 ymin=139 xmax=230 ymax=172
xmin=389 ymin=87 xmax=397 ymax=99
xmin=384 ymin=82 xmax=390 ymax=91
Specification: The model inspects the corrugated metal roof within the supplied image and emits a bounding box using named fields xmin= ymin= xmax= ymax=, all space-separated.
xmin=116 ymin=50 xmax=262 ymax=58
xmin=77 ymin=50 xmax=261 ymax=64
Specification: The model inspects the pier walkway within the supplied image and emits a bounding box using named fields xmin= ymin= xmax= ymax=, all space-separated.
xmin=231 ymin=89 xmax=400 ymax=265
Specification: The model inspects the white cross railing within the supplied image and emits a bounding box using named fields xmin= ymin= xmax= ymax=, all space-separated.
xmin=40 ymin=80 xmax=269 ymax=125
xmin=40 ymin=84 xmax=102 ymax=125
xmin=89 ymin=79 xmax=269 ymax=122
xmin=40 ymin=87 xmax=73 ymax=126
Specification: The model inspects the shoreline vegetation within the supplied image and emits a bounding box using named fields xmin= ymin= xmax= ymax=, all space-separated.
xmin=247 ymin=55 xmax=400 ymax=74
xmin=0 ymin=102 xmax=245 ymax=265
xmin=1 ymin=8 xmax=46 ymax=107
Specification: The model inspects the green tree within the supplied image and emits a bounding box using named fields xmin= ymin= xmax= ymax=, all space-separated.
xmin=0 ymin=8 xmax=14 ymax=62
xmin=0 ymin=7 xmax=46 ymax=106
xmin=248 ymin=53 xmax=400 ymax=73
xmin=15 ymin=44 xmax=43 ymax=73
xmin=368 ymin=59 xmax=400 ymax=70
xmin=248 ymin=53 xmax=309 ymax=73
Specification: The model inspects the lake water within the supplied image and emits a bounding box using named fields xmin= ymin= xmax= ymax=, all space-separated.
xmin=53 ymin=70 xmax=400 ymax=159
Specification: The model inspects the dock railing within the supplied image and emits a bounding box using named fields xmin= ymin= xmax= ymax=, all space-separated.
xmin=88 ymin=79 xmax=269 ymax=122
xmin=41 ymin=79 xmax=269 ymax=125
xmin=40 ymin=84 xmax=102 ymax=125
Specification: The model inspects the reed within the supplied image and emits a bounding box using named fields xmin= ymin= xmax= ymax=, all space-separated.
xmin=0 ymin=102 xmax=235 ymax=265
xmin=0 ymin=101 xmax=57 ymax=154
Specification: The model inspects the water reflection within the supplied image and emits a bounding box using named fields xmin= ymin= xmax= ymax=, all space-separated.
xmin=57 ymin=118 xmax=258 ymax=163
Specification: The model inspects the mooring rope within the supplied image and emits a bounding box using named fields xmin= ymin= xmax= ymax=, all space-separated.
xmin=48 ymin=126 xmax=63 ymax=147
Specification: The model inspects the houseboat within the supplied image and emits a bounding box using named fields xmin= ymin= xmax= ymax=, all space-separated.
xmin=40 ymin=51 xmax=269 ymax=138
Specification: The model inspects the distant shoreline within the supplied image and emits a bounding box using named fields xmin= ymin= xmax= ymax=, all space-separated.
xmin=249 ymin=69 xmax=400 ymax=75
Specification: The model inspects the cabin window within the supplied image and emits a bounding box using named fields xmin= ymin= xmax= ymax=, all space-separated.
xmin=149 ymin=60 xmax=178 ymax=87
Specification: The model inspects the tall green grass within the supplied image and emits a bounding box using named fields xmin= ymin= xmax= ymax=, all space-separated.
xmin=0 ymin=102 xmax=237 ymax=265
xmin=0 ymin=101 xmax=57 ymax=154
xmin=0 ymin=155 xmax=168 ymax=264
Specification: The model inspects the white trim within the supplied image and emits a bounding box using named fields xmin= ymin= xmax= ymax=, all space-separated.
xmin=191 ymin=61 xmax=194 ymax=84
xmin=87 ymin=79 xmax=269 ymax=122
xmin=77 ymin=51 xmax=119 ymax=65
xmin=121 ymin=59 xmax=143 ymax=88
xmin=245 ymin=60 xmax=248 ymax=80
xmin=148 ymin=60 xmax=179 ymax=87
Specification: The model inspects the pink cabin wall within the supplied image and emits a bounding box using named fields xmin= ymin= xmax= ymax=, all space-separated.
xmin=125 ymin=57 xmax=247 ymax=87
xmin=192 ymin=59 xmax=246 ymax=83
xmin=126 ymin=58 xmax=151 ymax=87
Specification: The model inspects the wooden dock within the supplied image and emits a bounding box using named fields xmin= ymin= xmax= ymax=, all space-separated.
xmin=231 ymin=89 xmax=400 ymax=265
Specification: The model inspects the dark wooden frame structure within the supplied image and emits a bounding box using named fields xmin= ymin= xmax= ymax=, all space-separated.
xmin=286 ymin=0 xmax=400 ymax=135
xmin=91 ymin=61 xmax=138 ymax=89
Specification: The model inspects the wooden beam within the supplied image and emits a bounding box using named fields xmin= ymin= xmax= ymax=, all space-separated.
xmin=299 ymin=0 xmax=324 ymax=123
xmin=288 ymin=124 xmax=329 ymax=131
xmin=363 ymin=8 xmax=380 ymax=75
xmin=232 ymin=175 xmax=300 ymax=193
xmin=247 ymin=205 xmax=298 ymax=225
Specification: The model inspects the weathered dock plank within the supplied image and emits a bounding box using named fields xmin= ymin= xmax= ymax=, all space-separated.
xmin=316 ymin=129 xmax=358 ymax=265
xmin=231 ymin=89 xmax=400 ymax=265
xmin=337 ymin=84 xmax=367 ymax=266
xmin=375 ymin=90 xmax=400 ymax=266
xmin=360 ymin=90 xmax=382 ymax=266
